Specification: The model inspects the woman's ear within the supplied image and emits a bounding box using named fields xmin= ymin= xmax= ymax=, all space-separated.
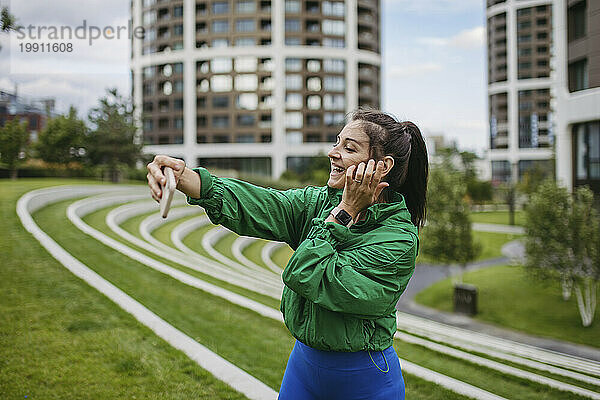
xmin=381 ymin=156 xmax=394 ymax=178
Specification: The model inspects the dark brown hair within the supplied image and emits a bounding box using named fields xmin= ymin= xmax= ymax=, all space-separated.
xmin=350 ymin=108 xmax=428 ymax=228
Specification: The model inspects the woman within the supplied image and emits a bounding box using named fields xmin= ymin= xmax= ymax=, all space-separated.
xmin=147 ymin=109 xmax=428 ymax=400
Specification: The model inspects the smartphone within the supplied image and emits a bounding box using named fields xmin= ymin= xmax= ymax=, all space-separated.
xmin=160 ymin=166 xmax=176 ymax=218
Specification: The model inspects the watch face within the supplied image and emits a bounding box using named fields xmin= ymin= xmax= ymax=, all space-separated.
xmin=336 ymin=209 xmax=353 ymax=226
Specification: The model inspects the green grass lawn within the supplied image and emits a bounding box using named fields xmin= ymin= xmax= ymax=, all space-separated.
xmin=270 ymin=244 xmax=294 ymax=269
xmin=470 ymin=210 xmax=525 ymax=226
xmin=150 ymin=210 xmax=202 ymax=248
xmin=415 ymin=265 xmax=600 ymax=348
xmin=0 ymin=179 xmax=248 ymax=399
xmin=416 ymin=231 xmax=522 ymax=265
xmin=241 ymin=238 xmax=272 ymax=271
xmin=213 ymin=232 xmax=240 ymax=263
xmin=2 ymin=179 xmax=595 ymax=400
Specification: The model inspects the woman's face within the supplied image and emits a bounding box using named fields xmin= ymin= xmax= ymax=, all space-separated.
xmin=327 ymin=121 xmax=371 ymax=189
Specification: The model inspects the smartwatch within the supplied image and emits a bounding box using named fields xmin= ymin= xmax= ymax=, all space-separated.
xmin=330 ymin=206 xmax=354 ymax=227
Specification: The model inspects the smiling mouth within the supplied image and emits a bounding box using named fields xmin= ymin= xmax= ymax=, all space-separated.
xmin=330 ymin=166 xmax=345 ymax=176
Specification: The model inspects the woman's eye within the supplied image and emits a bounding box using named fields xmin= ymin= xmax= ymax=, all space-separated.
xmin=345 ymin=147 xmax=354 ymax=152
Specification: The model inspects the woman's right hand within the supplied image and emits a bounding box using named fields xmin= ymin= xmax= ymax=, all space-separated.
xmin=146 ymin=155 xmax=186 ymax=202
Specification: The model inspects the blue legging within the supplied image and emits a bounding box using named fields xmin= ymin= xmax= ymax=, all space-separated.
xmin=278 ymin=341 xmax=405 ymax=400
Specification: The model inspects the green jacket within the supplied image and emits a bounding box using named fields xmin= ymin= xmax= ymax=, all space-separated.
xmin=187 ymin=167 xmax=419 ymax=352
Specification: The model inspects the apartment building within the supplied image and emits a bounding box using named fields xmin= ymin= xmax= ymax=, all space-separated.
xmin=131 ymin=0 xmax=381 ymax=178
xmin=487 ymin=0 xmax=599 ymax=195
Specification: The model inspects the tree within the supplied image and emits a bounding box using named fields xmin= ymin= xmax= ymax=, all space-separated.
xmin=85 ymin=88 xmax=142 ymax=182
xmin=0 ymin=119 xmax=29 ymax=179
xmin=0 ymin=7 xmax=16 ymax=32
xmin=525 ymin=180 xmax=599 ymax=327
xmin=420 ymin=160 xmax=481 ymax=282
xmin=281 ymin=153 xmax=330 ymax=185
xmin=37 ymin=106 xmax=87 ymax=165
xmin=437 ymin=147 xmax=493 ymax=205
xmin=0 ymin=6 xmax=18 ymax=52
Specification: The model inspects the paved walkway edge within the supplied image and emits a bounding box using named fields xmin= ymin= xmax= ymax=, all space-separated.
xmin=17 ymin=189 xmax=278 ymax=400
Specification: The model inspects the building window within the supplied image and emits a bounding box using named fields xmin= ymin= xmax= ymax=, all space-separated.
xmin=324 ymin=76 xmax=345 ymax=91
xmin=285 ymin=112 xmax=303 ymax=128
xmin=568 ymin=1 xmax=586 ymax=42
xmin=173 ymin=24 xmax=183 ymax=36
xmin=323 ymin=1 xmax=344 ymax=16
xmin=285 ymin=93 xmax=302 ymax=109
xmin=175 ymin=118 xmax=184 ymax=130
xmin=307 ymin=95 xmax=321 ymax=110
xmin=211 ymin=75 xmax=233 ymax=92
xmin=517 ymin=34 xmax=531 ymax=43
xmin=212 ymin=57 xmax=232 ymax=73
xmin=143 ymin=66 xmax=155 ymax=78
xmin=285 ymin=0 xmax=300 ymax=13
xmin=237 ymin=114 xmax=255 ymax=126
xmin=306 ymin=77 xmax=321 ymax=91
xmin=285 ymin=37 xmax=301 ymax=45
xmin=285 ymin=58 xmax=302 ymax=71
xmin=323 ymin=20 xmax=345 ymax=36
xmin=323 ymin=94 xmax=345 ymax=110
xmin=324 ymin=112 xmax=344 ymax=126
xmin=173 ymin=6 xmax=183 ymax=17
xmin=213 ymin=1 xmax=229 ymax=14
xmin=491 ymin=160 xmax=511 ymax=183
xmin=237 ymin=0 xmax=255 ymax=13
xmin=174 ymin=98 xmax=183 ymax=110
xmin=213 ymin=135 xmax=230 ymax=143
xmin=236 ymin=37 xmax=256 ymax=46
xmin=574 ymin=121 xmax=600 ymax=181
xmin=236 ymin=19 xmax=255 ymax=32
xmin=323 ymin=38 xmax=345 ymax=47
xmin=212 ymin=20 xmax=229 ymax=33
xmin=143 ymin=119 xmax=154 ymax=131
xmin=569 ymin=58 xmax=588 ymax=92
xmin=324 ymin=59 xmax=345 ymax=72
xmin=236 ymin=134 xmax=255 ymax=143
xmin=235 ymin=74 xmax=258 ymax=91
xmin=213 ymin=96 xmax=229 ymax=108
xmin=285 ymin=19 xmax=301 ymax=32
xmin=286 ymin=74 xmax=302 ymax=90
xmin=237 ymin=93 xmax=258 ymax=110
xmin=307 ymin=59 xmax=321 ymax=72
xmin=211 ymin=38 xmax=229 ymax=47
xmin=212 ymin=115 xmax=230 ymax=128
xmin=235 ymin=56 xmax=257 ymax=72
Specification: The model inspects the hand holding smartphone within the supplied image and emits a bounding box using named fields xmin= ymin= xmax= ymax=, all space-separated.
xmin=160 ymin=166 xmax=176 ymax=218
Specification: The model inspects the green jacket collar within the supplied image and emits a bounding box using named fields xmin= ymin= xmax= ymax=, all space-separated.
xmin=326 ymin=186 xmax=414 ymax=228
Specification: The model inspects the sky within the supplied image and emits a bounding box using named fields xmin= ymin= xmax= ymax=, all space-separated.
xmin=0 ymin=0 xmax=488 ymax=154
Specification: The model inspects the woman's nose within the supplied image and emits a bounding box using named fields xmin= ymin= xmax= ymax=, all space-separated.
xmin=328 ymin=146 xmax=339 ymax=159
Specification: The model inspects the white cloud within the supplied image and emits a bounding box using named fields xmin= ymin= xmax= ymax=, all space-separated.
xmin=387 ymin=63 xmax=443 ymax=78
xmin=418 ymin=26 xmax=485 ymax=49
xmin=383 ymin=0 xmax=483 ymax=14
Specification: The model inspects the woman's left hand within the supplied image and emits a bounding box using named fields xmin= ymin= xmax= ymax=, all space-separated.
xmin=339 ymin=159 xmax=389 ymax=218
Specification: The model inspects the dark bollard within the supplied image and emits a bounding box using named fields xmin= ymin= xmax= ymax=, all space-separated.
xmin=453 ymin=283 xmax=478 ymax=316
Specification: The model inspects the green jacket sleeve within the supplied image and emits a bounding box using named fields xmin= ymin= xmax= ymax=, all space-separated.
xmin=281 ymin=217 xmax=417 ymax=318
xmin=186 ymin=167 xmax=316 ymax=249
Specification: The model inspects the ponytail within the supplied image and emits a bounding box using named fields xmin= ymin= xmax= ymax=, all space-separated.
xmin=396 ymin=122 xmax=428 ymax=228
xmin=350 ymin=109 xmax=429 ymax=228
